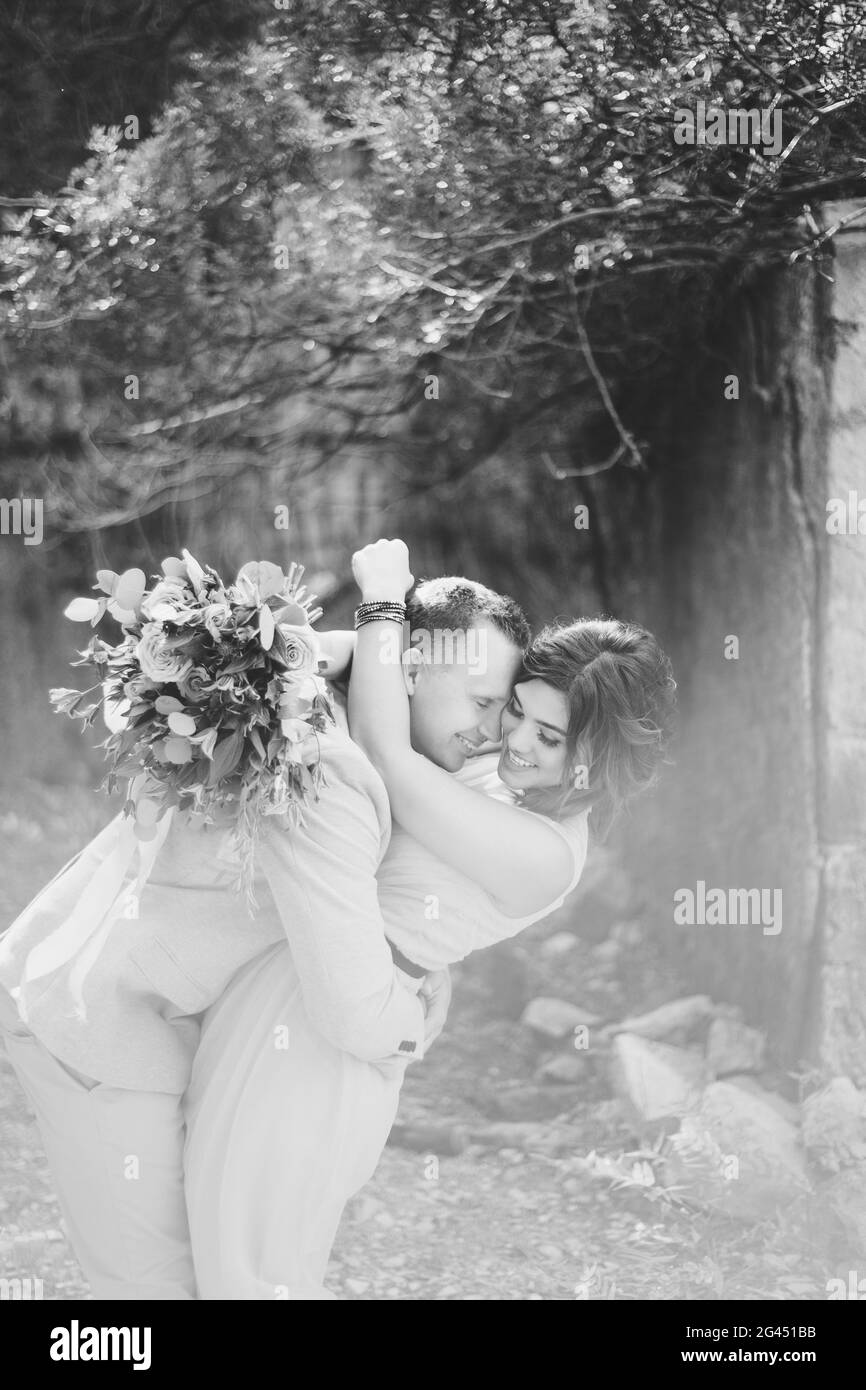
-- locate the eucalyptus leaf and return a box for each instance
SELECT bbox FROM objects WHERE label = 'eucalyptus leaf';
[94,569,119,596]
[259,603,275,651]
[114,568,147,611]
[64,596,102,622]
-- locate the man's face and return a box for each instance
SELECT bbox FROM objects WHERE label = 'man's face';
[407,620,525,772]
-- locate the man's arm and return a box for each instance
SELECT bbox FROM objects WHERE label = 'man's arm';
[255,743,427,1064]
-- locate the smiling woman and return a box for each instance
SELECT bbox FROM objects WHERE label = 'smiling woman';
[514,618,678,832]
[498,681,572,790]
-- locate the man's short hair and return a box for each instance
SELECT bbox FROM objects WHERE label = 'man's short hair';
[405,576,531,652]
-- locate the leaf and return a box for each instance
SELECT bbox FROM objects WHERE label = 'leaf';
[193,726,219,759]
[94,569,118,595]
[135,799,161,828]
[114,568,147,612]
[89,598,110,627]
[106,599,136,624]
[64,597,102,622]
[208,727,244,785]
[274,600,309,627]
[167,711,197,737]
[238,560,285,599]
[154,695,185,714]
[164,736,193,764]
[182,549,205,592]
[258,603,275,651]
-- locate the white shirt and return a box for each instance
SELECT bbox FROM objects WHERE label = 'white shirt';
[378,753,589,972]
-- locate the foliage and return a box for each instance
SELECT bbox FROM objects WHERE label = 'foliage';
[2,0,866,520]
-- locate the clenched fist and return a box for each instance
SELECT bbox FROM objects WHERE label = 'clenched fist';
[352,538,414,602]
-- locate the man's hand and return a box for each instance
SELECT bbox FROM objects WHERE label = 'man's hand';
[420,967,452,1053]
[314,629,356,681]
[352,538,414,602]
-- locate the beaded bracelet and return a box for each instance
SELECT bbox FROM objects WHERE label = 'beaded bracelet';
[356,600,406,616]
[354,599,407,630]
[355,612,406,628]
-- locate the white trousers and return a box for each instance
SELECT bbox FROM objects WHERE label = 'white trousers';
[0,986,196,1300]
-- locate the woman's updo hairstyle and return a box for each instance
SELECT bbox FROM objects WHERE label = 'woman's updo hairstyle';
[517,617,676,835]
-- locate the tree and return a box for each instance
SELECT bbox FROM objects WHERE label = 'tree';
[2,0,866,526]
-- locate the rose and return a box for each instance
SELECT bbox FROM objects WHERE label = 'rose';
[136,623,195,685]
[280,624,318,674]
[202,601,232,639]
[123,674,157,700]
[140,576,194,622]
[177,665,214,702]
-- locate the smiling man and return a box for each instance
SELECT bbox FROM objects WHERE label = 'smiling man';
[401,577,531,772]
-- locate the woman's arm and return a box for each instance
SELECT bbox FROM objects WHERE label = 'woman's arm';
[348,540,574,918]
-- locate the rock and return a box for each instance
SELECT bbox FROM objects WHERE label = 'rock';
[813,1170,866,1259]
[724,1074,799,1125]
[610,920,644,948]
[661,1080,811,1220]
[611,996,714,1044]
[388,1122,468,1156]
[611,1034,709,1123]
[485,1084,580,1122]
[802,1077,866,1174]
[521,996,601,1039]
[706,1014,766,1076]
[540,931,580,958]
[537,1243,564,1261]
[536,1053,587,1085]
[591,940,621,965]
[345,1277,370,1295]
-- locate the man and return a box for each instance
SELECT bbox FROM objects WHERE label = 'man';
[0,570,529,1299]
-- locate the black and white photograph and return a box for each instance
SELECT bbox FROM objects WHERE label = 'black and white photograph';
[0,0,865,1339]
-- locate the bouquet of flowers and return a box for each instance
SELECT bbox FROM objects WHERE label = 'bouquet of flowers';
[50,550,334,909]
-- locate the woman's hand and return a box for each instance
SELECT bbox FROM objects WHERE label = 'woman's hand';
[351,538,414,602]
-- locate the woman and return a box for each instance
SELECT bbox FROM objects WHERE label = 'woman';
[182,539,676,1298]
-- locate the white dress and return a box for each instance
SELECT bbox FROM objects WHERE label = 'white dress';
[182,755,588,1299]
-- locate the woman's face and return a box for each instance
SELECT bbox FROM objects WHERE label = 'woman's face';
[497,678,571,791]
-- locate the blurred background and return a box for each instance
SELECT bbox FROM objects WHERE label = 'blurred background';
[2,0,866,1300]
